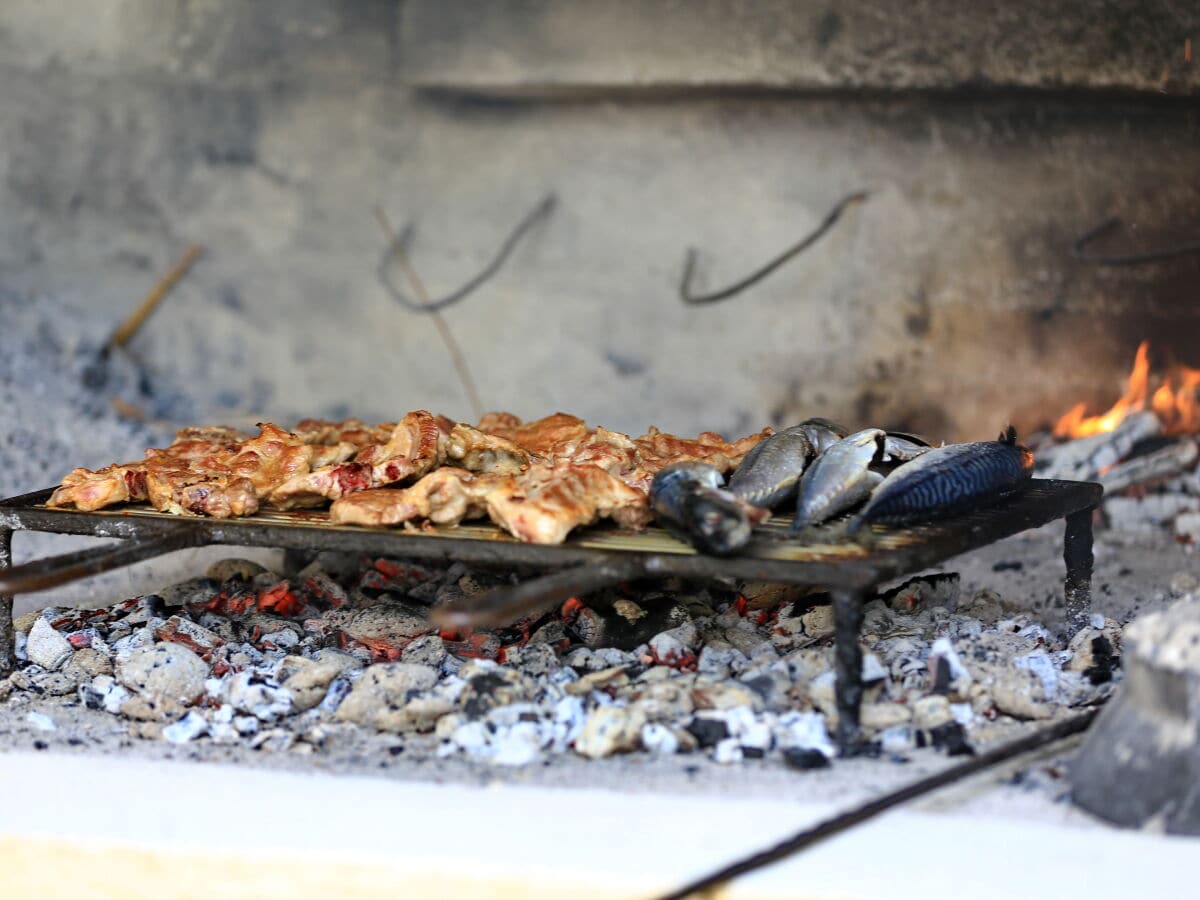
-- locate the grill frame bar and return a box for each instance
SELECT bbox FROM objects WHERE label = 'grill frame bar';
[0,478,1101,749]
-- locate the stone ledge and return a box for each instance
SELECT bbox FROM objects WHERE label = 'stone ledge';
[402,0,1200,96]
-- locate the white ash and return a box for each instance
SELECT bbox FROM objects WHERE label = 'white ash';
[0,557,1124,766]
[0,292,174,501]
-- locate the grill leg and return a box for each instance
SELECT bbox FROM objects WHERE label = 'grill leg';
[1064,507,1095,620]
[0,528,13,674]
[832,586,867,754]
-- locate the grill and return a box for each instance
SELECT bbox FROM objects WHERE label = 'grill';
[0,478,1101,749]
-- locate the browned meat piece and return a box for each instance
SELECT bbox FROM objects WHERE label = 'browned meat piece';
[142,423,312,517]
[331,468,501,527]
[569,427,639,476]
[486,463,649,543]
[292,418,394,449]
[172,425,248,444]
[330,462,649,544]
[51,424,312,518]
[311,442,358,468]
[476,411,522,436]
[477,412,590,460]
[625,426,772,492]
[445,423,531,475]
[47,464,148,511]
[144,465,259,517]
[269,410,444,508]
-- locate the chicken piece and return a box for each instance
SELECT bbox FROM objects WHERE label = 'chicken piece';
[47,464,149,511]
[570,427,639,477]
[477,412,591,460]
[332,462,649,544]
[292,418,394,449]
[625,426,772,492]
[485,463,650,543]
[144,465,259,517]
[51,423,311,517]
[269,410,444,508]
[172,425,249,444]
[311,442,358,468]
[476,411,522,436]
[142,423,311,517]
[331,468,501,527]
[444,423,531,475]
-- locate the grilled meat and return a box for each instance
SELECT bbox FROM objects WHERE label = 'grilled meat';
[48,464,149,512]
[291,417,395,448]
[269,410,444,509]
[478,412,591,459]
[50,409,772,533]
[487,463,650,543]
[793,428,884,529]
[331,468,498,527]
[849,426,1034,532]
[444,423,531,475]
[476,412,770,494]
[331,462,649,544]
[51,423,309,517]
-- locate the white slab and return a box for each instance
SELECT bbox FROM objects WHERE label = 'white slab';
[0,751,1195,898]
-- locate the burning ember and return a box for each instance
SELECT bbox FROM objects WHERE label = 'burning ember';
[1054,341,1200,439]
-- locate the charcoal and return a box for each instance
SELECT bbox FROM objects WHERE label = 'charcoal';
[685,716,730,748]
[782,747,831,770]
[927,721,974,756]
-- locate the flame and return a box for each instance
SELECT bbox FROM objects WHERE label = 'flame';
[1053,340,1200,439]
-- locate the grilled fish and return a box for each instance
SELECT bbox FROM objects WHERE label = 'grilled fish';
[848,426,1033,533]
[728,418,848,509]
[651,461,758,556]
[793,428,885,529]
[881,432,933,463]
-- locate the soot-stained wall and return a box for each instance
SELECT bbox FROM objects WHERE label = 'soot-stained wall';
[1,0,1198,443]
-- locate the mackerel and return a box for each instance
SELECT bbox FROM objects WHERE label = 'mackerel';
[849,426,1033,533]
[793,428,885,529]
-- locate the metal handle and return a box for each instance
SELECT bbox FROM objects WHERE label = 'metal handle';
[0,531,204,595]
[431,558,649,630]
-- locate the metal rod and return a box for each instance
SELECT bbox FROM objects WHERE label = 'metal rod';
[432,558,648,630]
[1063,506,1095,619]
[1072,216,1200,267]
[653,708,1100,900]
[0,531,201,596]
[831,586,868,753]
[678,191,867,305]
[108,244,204,350]
[0,528,13,673]
[377,194,556,315]
[373,207,485,421]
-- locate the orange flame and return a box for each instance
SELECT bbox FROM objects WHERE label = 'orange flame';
[1053,341,1200,439]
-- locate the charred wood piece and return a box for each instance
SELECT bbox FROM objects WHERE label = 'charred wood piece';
[1098,438,1199,495]
[1036,411,1161,481]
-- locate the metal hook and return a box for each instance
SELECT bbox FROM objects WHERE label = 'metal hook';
[378,193,557,314]
[373,208,485,421]
[1072,216,1200,266]
[679,191,868,305]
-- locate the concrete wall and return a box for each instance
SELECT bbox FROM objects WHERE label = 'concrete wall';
[1,0,1199,444]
